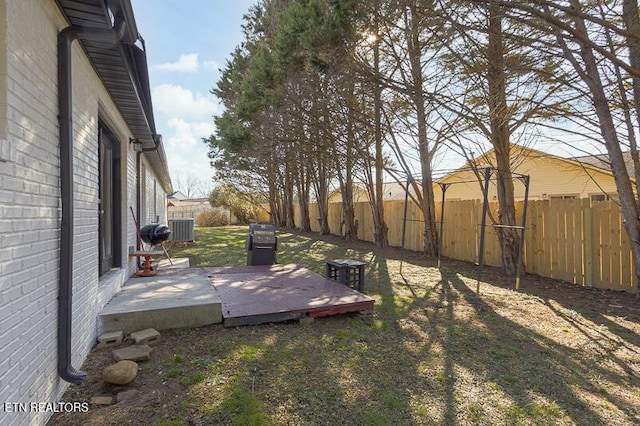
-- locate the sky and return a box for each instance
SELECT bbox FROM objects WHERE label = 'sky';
[128,1,602,194]
[130,0,256,196]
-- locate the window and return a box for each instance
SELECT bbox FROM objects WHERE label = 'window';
[590,193,619,204]
[549,194,578,200]
[98,122,121,275]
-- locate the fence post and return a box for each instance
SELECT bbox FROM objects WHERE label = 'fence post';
[583,200,593,288]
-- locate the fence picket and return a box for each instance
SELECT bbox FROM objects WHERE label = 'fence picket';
[281,199,636,293]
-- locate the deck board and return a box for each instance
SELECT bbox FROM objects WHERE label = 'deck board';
[209,264,375,327]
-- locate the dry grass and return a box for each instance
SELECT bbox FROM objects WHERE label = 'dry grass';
[50,226,640,425]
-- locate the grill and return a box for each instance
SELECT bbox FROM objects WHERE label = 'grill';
[140,224,172,246]
[246,224,277,265]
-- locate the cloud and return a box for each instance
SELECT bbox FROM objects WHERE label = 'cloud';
[163,118,217,189]
[150,82,219,192]
[202,60,220,72]
[152,53,200,73]
[165,118,215,148]
[152,84,220,121]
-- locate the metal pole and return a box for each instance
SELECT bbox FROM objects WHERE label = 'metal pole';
[477,167,492,294]
[515,175,530,289]
[437,183,450,268]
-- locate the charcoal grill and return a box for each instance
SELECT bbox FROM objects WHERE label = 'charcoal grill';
[246,224,277,265]
[140,224,171,245]
[129,224,172,277]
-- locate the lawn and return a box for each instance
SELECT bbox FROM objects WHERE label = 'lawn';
[51,226,640,425]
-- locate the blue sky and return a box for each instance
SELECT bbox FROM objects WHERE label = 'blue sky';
[128,0,593,193]
[131,0,256,195]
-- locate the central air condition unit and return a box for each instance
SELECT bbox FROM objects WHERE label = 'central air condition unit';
[168,218,195,242]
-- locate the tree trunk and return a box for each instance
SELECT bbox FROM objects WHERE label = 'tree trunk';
[570,0,640,292]
[487,3,519,275]
[297,171,311,232]
[283,158,296,229]
[372,9,388,248]
[407,1,439,256]
[295,115,311,232]
[341,110,357,241]
[315,157,331,235]
[622,0,640,199]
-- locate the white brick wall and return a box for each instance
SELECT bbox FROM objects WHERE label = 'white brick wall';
[0,1,168,425]
[140,156,168,227]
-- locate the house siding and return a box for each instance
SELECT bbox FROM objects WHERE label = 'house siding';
[0,1,168,424]
[435,148,621,201]
[140,155,167,226]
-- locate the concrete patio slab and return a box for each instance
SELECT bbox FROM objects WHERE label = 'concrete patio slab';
[99,274,222,334]
[157,257,190,270]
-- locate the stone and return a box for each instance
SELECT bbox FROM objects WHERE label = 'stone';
[116,389,139,403]
[103,360,138,385]
[97,330,123,348]
[90,395,113,405]
[130,328,161,345]
[112,345,153,362]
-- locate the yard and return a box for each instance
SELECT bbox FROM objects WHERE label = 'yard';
[51,226,640,425]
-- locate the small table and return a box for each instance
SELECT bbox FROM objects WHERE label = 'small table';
[129,250,165,277]
[325,259,367,292]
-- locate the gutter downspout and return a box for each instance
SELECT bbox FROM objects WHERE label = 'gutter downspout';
[136,151,142,255]
[57,24,124,385]
[135,135,161,256]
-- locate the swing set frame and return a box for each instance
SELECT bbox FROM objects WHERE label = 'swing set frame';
[398,166,531,294]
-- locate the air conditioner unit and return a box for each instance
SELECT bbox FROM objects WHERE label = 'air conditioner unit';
[168,218,195,242]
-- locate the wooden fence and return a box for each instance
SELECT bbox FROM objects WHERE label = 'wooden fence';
[276,199,636,293]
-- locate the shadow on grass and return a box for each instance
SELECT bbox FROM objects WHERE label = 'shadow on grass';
[148,227,639,424]
[454,264,640,354]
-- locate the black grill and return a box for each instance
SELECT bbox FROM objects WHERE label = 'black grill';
[140,224,172,245]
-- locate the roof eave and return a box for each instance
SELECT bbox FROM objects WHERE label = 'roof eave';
[56,0,173,194]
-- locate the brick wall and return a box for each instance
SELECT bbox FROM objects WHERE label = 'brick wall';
[139,157,168,227]
[0,1,168,424]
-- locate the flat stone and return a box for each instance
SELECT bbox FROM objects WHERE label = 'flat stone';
[97,330,123,348]
[130,328,161,345]
[116,389,139,403]
[103,360,138,385]
[90,395,113,405]
[112,345,152,362]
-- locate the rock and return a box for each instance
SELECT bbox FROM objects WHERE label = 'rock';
[112,345,153,362]
[103,360,138,385]
[116,389,139,403]
[90,395,113,405]
[130,328,161,345]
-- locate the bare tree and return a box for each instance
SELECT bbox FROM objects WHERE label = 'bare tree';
[173,172,212,199]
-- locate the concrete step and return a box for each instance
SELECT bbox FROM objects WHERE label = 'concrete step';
[99,274,222,334]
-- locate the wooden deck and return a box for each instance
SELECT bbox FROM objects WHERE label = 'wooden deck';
[205,264,375,327]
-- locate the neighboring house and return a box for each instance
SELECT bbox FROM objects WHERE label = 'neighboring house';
[328,182,416,203]
[436,146,623,203]
[327,146,624,205]
[168,191,188,201]
[0,1,172,425]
